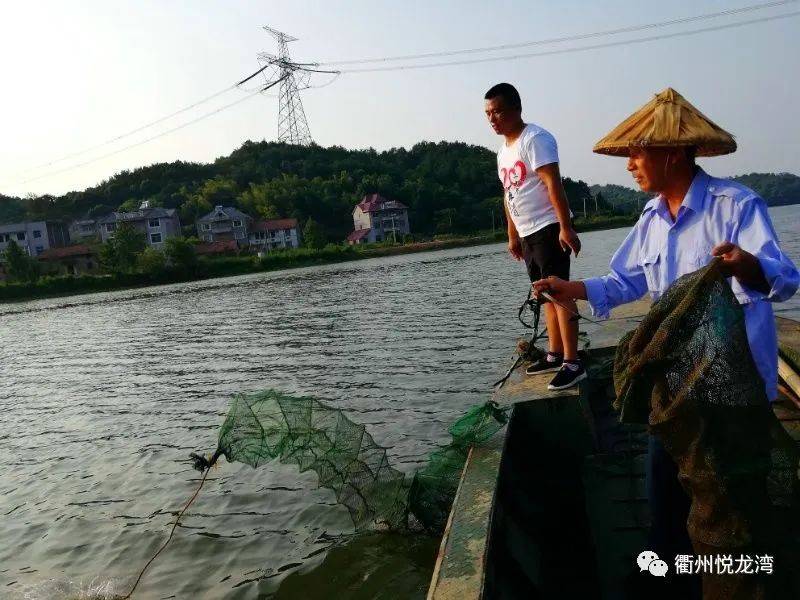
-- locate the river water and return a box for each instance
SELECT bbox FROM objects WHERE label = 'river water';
[1,205,798,600]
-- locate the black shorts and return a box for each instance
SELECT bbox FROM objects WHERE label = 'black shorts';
[520,223,570,283]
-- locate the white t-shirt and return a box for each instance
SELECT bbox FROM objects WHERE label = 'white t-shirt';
[497,123,560,237]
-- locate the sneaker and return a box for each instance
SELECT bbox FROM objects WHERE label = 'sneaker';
[547,361,587,390]
[525,352,563,375]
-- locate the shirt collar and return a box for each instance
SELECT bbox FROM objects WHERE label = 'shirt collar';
[648,167,710,219]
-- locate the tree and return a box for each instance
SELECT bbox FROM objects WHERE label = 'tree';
[137,247,166,275]
[100,223,146,273]
[163,237,198,274]
[118,198,141,212]
[302,217,327,249]
[2,240,39,282]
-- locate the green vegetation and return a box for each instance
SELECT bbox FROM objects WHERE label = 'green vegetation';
[2,240,40,283]
[98,222,147,273]
[0,141,795,302]
[0,233,512,302]
[0,141,599,240]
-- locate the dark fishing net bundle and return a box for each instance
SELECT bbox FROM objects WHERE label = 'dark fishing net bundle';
[215,389,507,533]
[613,259,800,598]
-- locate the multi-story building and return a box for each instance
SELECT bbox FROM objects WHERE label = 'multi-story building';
[248,218,301,251]
[196,206,252,244]
[69,218,100,241]
[0,221,69,257]
[347,194,410,244]
[97,202,182,248]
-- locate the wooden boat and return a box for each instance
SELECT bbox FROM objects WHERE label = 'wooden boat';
[427,302,800,600]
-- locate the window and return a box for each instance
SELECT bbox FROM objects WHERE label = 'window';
[148,218,160,228]
[106,223,116,233]
[81,225,93,233]
[16,232,25,241]
[232,219,242,227]
[35,246,44,253]
[33,230,42,238]
[150,233,162,243]
[202,223,211,231]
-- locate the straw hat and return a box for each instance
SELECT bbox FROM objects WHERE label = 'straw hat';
[593,88,736,157]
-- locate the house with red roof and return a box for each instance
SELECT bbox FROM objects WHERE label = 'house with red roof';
[37,244,98,276]
[248,218,301,251]
[347,194,410,245]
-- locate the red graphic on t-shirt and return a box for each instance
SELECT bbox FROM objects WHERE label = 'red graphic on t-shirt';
[501,160,527,190]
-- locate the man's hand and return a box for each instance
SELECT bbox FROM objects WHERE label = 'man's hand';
[531,276,587,303]
[508,236,523,261]
[711,241,770,293]
[559,226,581,257]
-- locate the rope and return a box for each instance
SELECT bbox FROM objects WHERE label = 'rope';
[121,451,220,599]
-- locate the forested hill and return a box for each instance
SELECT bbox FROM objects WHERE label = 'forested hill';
[591,172,800,212]
[0,141,595,239]
[1,141,797,240]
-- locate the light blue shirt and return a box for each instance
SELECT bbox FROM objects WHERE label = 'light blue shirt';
[583,168,799,400]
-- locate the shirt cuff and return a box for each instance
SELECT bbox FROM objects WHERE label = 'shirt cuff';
[582,277,611,320]
[757,256,798,302]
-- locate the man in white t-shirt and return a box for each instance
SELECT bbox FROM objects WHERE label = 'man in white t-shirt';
[484,82,584,390]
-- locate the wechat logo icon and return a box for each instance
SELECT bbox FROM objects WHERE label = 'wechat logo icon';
[637,550,669,577]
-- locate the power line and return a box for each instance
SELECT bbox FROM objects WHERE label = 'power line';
[321,0,797,66]
[8,63,278,180]
[9,78,286,188]
[337,10,800,73]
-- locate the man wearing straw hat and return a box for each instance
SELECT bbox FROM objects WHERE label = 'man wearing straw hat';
[531,88,799,593]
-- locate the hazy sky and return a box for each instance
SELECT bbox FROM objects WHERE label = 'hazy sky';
[1,0,798,198]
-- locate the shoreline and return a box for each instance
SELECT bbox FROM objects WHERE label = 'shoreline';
[0,219,637,304]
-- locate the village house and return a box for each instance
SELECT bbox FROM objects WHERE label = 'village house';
[97,202,181,248]
[0,220,69,257]
[248,218,301,251]
[196,206,252,245]
[69,218,100,241]
[37,244,98,276]
[346,194,410,245]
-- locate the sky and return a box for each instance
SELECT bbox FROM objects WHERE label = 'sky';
[1,0,798,198]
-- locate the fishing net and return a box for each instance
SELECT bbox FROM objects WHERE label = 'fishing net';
[613,259,800,599]
[213,390,508,533]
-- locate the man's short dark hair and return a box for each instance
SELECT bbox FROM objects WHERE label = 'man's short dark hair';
[485,83,521,111]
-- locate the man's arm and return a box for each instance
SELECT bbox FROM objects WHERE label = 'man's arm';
[504,192,523,260]
[536,162,581,256]
[532,220,650,319]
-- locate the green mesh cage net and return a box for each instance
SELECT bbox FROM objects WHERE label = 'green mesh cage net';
[213,390,508,533]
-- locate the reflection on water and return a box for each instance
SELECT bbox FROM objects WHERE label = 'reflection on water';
[1,205,798,599]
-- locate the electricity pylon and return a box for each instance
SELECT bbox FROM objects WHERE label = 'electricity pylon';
[259,26,313,146]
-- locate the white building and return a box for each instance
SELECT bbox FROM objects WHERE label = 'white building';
[249,218,301,251]
[196,206,252,245]
[347,194,410,245]
[0,221,69,257]
[98,202,182,248]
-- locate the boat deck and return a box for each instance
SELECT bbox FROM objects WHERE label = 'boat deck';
[428,306,800,600]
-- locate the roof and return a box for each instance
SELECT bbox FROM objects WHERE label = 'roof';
[197,205,252,224]
[593,87,737,158]
[346,228,370,243]
[355,194,408,213]
[37,245,95,260]
[250,218,299,232]
[194,240,239,255]
[97,207,178,224]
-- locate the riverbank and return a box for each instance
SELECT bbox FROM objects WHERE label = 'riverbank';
[0,216,638,303]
